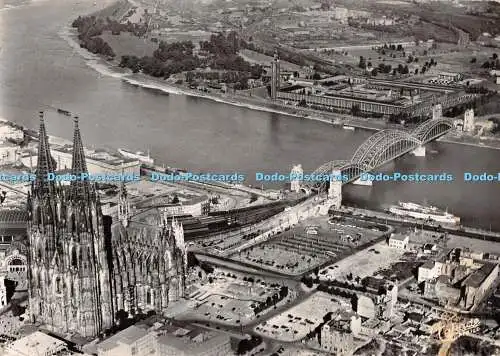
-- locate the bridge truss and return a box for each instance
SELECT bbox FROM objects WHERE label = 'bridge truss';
[306,117,454,190]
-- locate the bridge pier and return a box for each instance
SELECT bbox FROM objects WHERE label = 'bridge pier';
[411,145,426,157]
[319,169,342,215]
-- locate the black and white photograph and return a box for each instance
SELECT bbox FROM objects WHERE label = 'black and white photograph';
[1,0,500,355]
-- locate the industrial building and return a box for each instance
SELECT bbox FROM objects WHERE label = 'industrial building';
[419,249,500,310]
[4,331,69,356]
[388,234,409,249]
[320,310,362,355]
[462,262,499,309]
[96,322,233,356]
[135,194,211,217]
[356,278,398,320]
[20,144,141,176]
[268,50,475,118]
[276,75,471,117]
[97,325,156,356]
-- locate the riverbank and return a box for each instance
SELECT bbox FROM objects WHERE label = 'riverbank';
[61,21,500,152]
[439,133,500,150]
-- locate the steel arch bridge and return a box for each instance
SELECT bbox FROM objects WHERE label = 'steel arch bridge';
[306,118,454,189]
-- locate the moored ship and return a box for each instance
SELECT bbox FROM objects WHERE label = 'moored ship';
[387,201,460,225]
[118,148,154,165]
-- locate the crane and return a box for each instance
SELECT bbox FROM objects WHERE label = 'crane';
[429,311,480,356]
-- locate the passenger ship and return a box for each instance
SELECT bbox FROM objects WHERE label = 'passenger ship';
[387,201,460,225]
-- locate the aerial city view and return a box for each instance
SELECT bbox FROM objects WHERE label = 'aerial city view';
[1,0,500,355]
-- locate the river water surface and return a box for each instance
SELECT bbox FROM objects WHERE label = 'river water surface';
[1,0,499,230]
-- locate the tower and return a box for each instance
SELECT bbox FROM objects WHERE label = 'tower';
[290,164,303,192]
[27,114,114,338]
[463,108,475,133]
[270,50,280,100]
[328,169,342,209]
[432,104,442,120]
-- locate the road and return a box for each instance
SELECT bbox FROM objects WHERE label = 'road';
[178,261,318,355]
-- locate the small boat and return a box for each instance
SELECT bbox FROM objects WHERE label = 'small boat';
[57,108,71,116]
[118,148,154,165]
[343,125,355,131]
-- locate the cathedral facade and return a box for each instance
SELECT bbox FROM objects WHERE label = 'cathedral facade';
[27,113,187,338]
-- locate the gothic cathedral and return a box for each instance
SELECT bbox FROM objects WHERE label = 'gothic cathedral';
[27,113,187,338]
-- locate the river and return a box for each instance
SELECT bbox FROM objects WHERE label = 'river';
[1,0,499,230]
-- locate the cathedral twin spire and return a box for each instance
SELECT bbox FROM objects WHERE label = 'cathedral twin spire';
[33,112,94,201]
[69,116,93,200]
[34,112,56,196]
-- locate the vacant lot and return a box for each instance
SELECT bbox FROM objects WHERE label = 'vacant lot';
[255,292,342,342]
[100,31,158,59]
[319,241,407,281]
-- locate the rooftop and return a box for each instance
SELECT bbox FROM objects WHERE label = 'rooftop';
[326,310,357,332]
[21,143,139,167]
[420,261,435,269]
[463,262,498,288]
[54,144,138,166]
[97,325,149,351]
[390,234,409,241]
[0,209,29,223]
[5,331,66,356]
[156,329,230,353]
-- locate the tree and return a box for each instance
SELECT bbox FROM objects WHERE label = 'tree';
[116,310,128,325]
[414,68,419,75]
[11,302,25,317]
[312,72,321,80]
[482,61,491,69]
[358,56,366,69]
[301,276,313,288]
[171,194,179,204]
[470,57,477,64]
[493,53,498,60]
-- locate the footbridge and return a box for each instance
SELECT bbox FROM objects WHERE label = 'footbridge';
[305,117,454,189]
